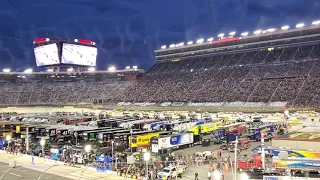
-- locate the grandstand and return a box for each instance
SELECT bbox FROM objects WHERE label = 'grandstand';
[1,23,320,111]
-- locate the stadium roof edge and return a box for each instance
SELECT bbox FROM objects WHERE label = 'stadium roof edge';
[154,25,320,53]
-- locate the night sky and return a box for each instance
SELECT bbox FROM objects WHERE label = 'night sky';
[0,0,319,71]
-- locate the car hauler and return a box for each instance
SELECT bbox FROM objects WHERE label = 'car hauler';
[151,133,194,153]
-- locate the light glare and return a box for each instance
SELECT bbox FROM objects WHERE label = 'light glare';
[207,38,214,42]
[241,32,249,36]
[3,68,10,73]
[196,39,204,44]
[229,32,236,36]
[254,30,262,35]
[281,25,290,30]
[108,66,116,71]
[296,23,305,28]
[24,68,33,73]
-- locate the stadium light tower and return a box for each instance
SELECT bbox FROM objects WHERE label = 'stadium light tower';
[207,38,214,42]
[169,44,175,48]
[217,33,224,38]
[241,32,249,36]
[133,65,138,69]
[253,30,262,35]
[196,39,204,44]
[108,66,116,72]
[312,21,320,25]
[281,25,290,30]
[24,68,33,73]
[3,68,10,73]
[229,32,236,36]
[296,23,305,28]
[161,45,166,49]
[187,41,193,45]
[125,66,130,69]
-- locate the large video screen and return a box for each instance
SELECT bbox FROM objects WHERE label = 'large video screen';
[34,43,60,66]
[61,43,97,66]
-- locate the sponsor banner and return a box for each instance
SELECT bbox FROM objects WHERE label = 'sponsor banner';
[171,102,185,107]
[158,133,193,150]
[263,176,320,180]
[244,102,266,107]
[187,102,223,107]
[224,101,245,107]
[130,132,160,148]
[159,102,185,107]
[268,101,287,107]
[117,102,156,107]
[160,102,172,107]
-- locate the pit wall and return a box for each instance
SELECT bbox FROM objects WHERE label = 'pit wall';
[0,105,318,114]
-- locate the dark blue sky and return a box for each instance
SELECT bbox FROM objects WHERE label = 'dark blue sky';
[0,0,319,71]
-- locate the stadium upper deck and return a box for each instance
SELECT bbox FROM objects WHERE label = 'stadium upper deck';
[155,23,320,62]
[0,68,143,82]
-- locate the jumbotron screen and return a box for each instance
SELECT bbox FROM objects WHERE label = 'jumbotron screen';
[34,43,60,66]
[61,43,97,66]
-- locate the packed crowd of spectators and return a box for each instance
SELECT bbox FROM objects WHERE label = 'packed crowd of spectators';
[0,44,320,107]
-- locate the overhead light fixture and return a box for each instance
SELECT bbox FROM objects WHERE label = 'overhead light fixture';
[296,23,305,28]
[253,30,262,35]
[133,66,138,69]
[108,66,116,72]
[312,21,320,25]
[267,28,276,32]
[217,33,224,38]
[241,32,249,36]
[169,44,175,48]
[88,67,95,72]
[196,39,204,44]
[229,32,236,36]
[24,68,33,73]
[161,45,166,49]
[125,66,130,69]
[281,25,290,30]
[187,41,193,45]
[3,68,10,73]
[207,38,214,42]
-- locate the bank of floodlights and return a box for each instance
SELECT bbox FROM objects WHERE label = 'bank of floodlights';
[229,32,236,36]
[162,19,320,49]
[253,30,262,35]
[217,33,224,38]
[312,21,320,25]
[3,68,10,73]
[281,25,290,30]
[241,32,249,36]
[196,39,204,44]
[296,23,305,28]
[24,68,33,73]
[207,38,214,42]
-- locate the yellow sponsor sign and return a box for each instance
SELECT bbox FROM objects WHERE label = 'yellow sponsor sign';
[130,132,160,148]
[16,126,20,133]
[260,127,271,133]
[289,132,320,140]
